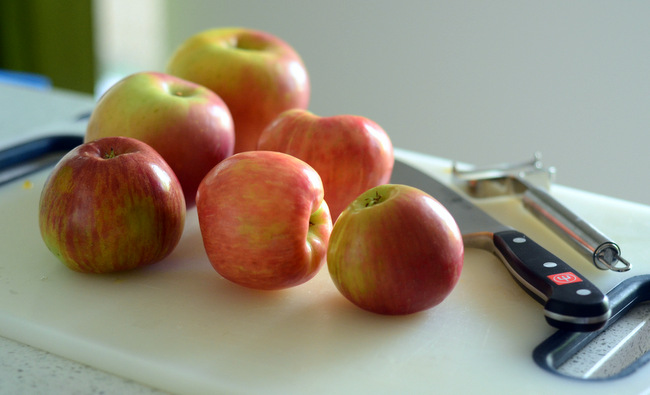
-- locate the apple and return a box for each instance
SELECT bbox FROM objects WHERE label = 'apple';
[85,71,234,207]
[196,150,332,290]
[257,109,394,220]
[39,136,186,273]
[166,27,310,153]
[327,184,464,315]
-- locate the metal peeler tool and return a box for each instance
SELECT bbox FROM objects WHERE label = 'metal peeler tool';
[452,153,631,273]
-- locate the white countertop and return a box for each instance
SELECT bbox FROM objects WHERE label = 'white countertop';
[0,335,167,394]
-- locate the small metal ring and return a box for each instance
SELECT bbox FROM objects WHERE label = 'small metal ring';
[595,244,632,272]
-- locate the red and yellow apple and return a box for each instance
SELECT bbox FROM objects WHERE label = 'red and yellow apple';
[85,71,234,206]
[166,27,310,153]
[258,109,394,220]
[38,137,186,273]
[196,150,332,290]
[327,184,464,315]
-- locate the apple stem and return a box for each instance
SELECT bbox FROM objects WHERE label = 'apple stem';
[365,191,383,207]
[104,148,116,159]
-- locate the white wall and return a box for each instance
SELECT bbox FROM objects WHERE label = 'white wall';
[93,0,167,95]
[107,1,650,206]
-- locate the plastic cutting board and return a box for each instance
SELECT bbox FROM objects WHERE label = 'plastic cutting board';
[1,147,650,394]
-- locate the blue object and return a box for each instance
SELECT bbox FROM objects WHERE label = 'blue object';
[0,69,52,90]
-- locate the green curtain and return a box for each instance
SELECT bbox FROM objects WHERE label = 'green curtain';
[0,0,95,94]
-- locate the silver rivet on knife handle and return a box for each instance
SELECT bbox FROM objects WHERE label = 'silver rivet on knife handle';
[520,179,632,272]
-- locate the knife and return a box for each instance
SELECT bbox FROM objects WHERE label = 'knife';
[0,135,83,186]
[390,158,611,332]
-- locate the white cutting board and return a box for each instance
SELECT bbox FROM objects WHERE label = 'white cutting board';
[1,147,649,395]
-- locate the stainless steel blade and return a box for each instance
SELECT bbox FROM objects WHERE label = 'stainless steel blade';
[390,158,510,236]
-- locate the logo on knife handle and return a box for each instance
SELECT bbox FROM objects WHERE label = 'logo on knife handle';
[548,272,582,285]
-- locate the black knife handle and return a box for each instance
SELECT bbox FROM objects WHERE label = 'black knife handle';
[493,230,610,332]
[0,135,83,186]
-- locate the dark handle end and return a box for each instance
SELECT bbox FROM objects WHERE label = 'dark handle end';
[493,230,611,332]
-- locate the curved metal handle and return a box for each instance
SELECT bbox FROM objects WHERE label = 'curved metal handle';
[521,181,631,272]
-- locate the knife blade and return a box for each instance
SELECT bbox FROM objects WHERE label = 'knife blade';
[390,158,610,332]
